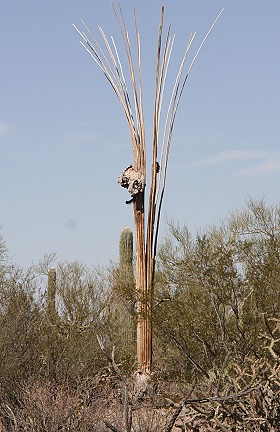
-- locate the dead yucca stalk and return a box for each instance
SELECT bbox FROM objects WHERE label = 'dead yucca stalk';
[74,3,223,375]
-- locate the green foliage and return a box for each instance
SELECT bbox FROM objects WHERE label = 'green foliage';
[1,201,280,429]
[0,266,42,380]
[153,198,280,383]
[46,261,112,382]
[0,254,112,384]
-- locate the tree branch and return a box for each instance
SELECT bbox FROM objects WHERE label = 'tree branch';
[183,385,261,405]
[104,420,122,432]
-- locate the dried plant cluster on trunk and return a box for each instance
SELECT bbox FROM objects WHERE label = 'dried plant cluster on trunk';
[74,3,223,374]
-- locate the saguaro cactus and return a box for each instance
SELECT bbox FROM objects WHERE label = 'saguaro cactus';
[119,227,135,345]
[75,4,223,375]
[47,267,57,322]
[119,227,134,286]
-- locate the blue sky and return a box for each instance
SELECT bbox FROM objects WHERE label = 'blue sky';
[1,0,279,269]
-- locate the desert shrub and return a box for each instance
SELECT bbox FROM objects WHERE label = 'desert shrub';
[154,199,280,383]
[0,267,43,381]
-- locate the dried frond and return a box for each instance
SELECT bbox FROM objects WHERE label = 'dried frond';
[74,3,223,374]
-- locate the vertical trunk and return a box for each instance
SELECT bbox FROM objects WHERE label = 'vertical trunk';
[47,267,57,380]
[134,191,152,374]
[119,227,135,344]
[47,267,57,323]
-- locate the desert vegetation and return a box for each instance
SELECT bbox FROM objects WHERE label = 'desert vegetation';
[1,198,280,431]
[1,4,279,431]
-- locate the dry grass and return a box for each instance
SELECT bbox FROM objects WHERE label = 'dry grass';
[1,365,280,432]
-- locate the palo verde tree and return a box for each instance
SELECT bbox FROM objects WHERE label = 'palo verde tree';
[74,4,223,374]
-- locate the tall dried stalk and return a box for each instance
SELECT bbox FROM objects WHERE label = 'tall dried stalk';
[74,3,223,374]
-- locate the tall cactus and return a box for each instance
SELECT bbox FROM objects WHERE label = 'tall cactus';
[46,267,58,379]
[47,267,57,322]
[119,227,135,344]
[119,227,134,287]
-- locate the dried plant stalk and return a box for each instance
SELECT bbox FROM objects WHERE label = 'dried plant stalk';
[74,3,223,374]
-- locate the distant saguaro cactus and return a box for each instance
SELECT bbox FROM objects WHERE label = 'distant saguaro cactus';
[119,227,135,310]
[47,267,57,322]
[119,227,135,345]
[119,227,134,284]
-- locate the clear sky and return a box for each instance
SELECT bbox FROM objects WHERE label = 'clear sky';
[1,1,279,269]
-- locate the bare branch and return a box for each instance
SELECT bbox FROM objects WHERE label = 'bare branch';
[165,381,197,432]
[184,385,261,405]
[104,420,122,432]
[96,334,124,379]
